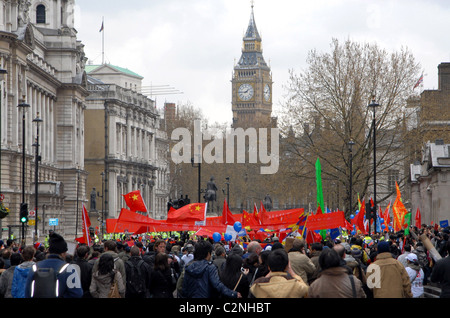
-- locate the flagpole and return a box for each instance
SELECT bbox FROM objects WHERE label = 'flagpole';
[102,16,105,65]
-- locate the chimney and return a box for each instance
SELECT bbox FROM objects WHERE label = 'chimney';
[438,63,450,91]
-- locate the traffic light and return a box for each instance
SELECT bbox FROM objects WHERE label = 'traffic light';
[365,202,372,220]
[20,203,28,224]
[365,202,376,220]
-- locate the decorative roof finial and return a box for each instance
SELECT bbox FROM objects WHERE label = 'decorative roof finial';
[251,0,254,10]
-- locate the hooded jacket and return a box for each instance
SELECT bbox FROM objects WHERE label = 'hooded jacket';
[181,259,238,298]
[90,269,125,298]
[92,251,126,286]
[11,261,35,298]
[367,252,412,298]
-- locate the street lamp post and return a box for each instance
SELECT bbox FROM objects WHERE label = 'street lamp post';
[100,171,105,238]
[368,98,380,233]
[18,99,30,244]
[348,139,355,215]
[0,68,7,235]
[191,156,201,203]
[225,177,230,205]
[32,113,43,243]
[222,177,230,205]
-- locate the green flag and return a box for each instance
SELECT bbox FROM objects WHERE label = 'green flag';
[404,212,412,235]
[315,158,326,240]
[316,158,324,212]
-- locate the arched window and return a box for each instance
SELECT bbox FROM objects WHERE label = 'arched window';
[36,5,46,24]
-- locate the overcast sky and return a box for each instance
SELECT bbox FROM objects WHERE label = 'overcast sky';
[75,0,450,126]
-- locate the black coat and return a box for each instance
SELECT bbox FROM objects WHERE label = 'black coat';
[72,258,93,298]
[149,268,176,298]
[431,256,450,298]
[124,256,152,298]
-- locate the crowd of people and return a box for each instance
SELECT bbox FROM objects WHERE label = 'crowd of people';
[0,223,449,299]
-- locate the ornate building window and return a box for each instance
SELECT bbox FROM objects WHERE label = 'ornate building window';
[36,5,46,24]
[388,169,399,193]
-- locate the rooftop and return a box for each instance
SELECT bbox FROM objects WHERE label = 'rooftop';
[85,63,144,79]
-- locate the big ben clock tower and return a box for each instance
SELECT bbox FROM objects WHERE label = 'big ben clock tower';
[232,4,274,129]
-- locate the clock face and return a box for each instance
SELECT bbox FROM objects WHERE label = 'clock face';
[238,84,254,101]
[264,84,271,102]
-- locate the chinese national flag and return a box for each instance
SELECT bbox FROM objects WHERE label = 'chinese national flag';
[242,210,259,228]
[222,200,236,225]
[76,204,91,245]
[122,190,147,213]
[166,203,206,223]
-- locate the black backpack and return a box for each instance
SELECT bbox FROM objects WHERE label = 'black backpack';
[30,263,69,298]
[125,260,146,295]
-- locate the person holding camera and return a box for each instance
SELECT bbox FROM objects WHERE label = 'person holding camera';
[219,253,250,298]
[250,249,309,298]
[149,252,177,298]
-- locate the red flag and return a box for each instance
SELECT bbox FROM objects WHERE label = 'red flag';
[76,204,92,245]
[242,210,259,228]
[253,203,262,225]
[316,205,323,215]
[383,202,391,229]
[393,182,408,232]
[122,190,147,212]
[222,200,235,225]
[352,200,367,234]
[166,203,207,223]
[305,211,347,231]
[415,208,422,228]
[306,229,323,244]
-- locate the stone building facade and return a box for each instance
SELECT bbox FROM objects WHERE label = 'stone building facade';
[85,64,170,229]
[0,0,88,241]
[410,140,450,225]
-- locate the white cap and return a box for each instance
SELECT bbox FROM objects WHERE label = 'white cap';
[406,253,418,262]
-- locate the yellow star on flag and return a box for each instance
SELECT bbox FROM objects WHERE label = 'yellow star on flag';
[131,194,139,201]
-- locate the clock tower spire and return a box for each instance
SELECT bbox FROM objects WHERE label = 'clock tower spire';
[231,3,274,129]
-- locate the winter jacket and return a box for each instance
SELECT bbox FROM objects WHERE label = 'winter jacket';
[124,256,151,298]
[412,246,429,268]
[149,268,176,298]
[308,267,366,298]
[181,259,238,298]
[90,269,125,298]
[430,256,450,298]
[92,251,126,287]
[71,258,93,298]
[24,254,83,298]
[308,251,321,284]
[0,265,17,298]
[288,251,316,284]
[366,252,412,298]
[11,261,35,298]
[250,271,309,298]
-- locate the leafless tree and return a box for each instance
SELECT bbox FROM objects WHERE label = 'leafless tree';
[279,38,422,214]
